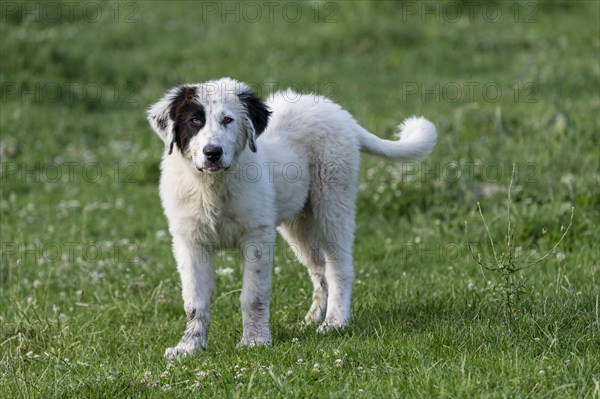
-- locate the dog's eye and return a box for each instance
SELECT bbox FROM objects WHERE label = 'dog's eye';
[222,116,234,125]
[190,118,203,126]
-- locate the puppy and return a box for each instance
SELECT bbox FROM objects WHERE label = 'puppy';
[147,78,436,357]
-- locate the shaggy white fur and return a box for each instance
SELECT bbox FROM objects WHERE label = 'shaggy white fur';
[147,78,437,357]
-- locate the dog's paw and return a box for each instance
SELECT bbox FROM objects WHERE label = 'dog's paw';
[163,338,206,358]
[316,319,348,334]
[299,314,322,330]
[164,345,206,358]
[237,339,271,349]
[237,336,271,348]
[164,346,190,359]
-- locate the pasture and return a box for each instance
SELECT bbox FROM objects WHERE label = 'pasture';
[1,1,598,397]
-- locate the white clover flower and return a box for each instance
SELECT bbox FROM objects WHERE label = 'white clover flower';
[196,370,209,379]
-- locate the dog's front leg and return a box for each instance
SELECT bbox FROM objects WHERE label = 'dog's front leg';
[164,237,215,358]
[239,230,275,347]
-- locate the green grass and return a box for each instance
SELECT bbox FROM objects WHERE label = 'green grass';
[1,1,599,397]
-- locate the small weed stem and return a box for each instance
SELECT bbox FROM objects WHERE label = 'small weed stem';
[465,163,575,334]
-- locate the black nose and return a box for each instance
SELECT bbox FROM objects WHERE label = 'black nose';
[203,145,223,162]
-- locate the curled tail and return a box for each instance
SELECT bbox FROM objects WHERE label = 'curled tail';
[358,116,437,161]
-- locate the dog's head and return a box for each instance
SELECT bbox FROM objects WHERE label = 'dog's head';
[147,78,271,172]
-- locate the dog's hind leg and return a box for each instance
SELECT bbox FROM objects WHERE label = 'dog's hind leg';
[311,163,359,333]
[315,214,356,333]
[279,210,328,326]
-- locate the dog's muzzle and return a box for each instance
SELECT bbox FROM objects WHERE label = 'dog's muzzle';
[195,145,226,172]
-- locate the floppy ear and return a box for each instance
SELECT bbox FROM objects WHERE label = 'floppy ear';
[238,91,271,152]
[243,115,258,153]
[147,85,195,155]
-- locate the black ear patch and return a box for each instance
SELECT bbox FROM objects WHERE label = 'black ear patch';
[238,91,271,136]
[167,86,204,154]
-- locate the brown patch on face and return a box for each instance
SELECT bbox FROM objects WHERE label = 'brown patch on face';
[167,86,206,155]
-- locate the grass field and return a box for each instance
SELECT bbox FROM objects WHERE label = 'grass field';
[1,1,599,397]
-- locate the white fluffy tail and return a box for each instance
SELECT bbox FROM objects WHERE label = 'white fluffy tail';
[358,116,437,161]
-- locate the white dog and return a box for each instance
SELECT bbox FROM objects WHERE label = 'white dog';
[147,78,436,357]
